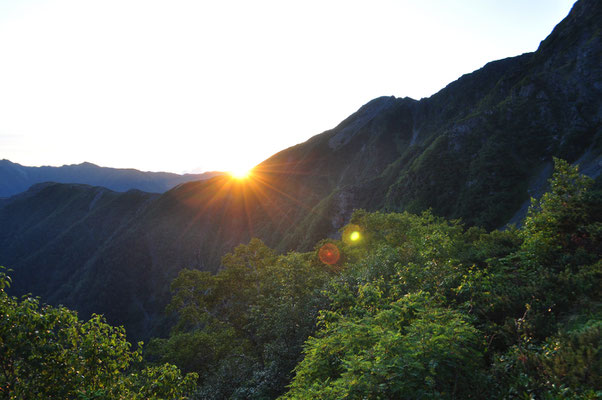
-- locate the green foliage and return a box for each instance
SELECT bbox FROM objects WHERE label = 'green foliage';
[343,209,469,295]
[542,320,601,392]
[129,363,198,400]
[521,158,599,267]
[0,267,197,399]
[152,239,331,399]
[283,292,483,399]
[492,319,602,399]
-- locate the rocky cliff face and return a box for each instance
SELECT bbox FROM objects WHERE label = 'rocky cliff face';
[1,0,600,340]
[279,0,601,238]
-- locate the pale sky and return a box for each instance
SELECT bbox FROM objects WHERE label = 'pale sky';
[0,0,576,174]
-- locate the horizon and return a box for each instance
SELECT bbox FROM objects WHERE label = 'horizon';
[0,0,576,174]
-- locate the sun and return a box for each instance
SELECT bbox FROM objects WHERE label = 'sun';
[229,167,252,180]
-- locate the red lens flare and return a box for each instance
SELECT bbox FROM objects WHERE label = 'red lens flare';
[318,243,340,265]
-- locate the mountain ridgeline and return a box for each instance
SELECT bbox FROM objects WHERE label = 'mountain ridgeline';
[0,159,222,197]
[0,0,601,340]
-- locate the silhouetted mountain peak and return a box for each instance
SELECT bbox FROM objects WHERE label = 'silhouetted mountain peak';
[78,162,99,168]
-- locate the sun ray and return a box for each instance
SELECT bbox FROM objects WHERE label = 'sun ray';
[175,166,335,249]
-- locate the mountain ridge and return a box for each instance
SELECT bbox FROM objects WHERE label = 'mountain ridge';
[0,159,223,197]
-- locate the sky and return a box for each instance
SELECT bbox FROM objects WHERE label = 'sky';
[0,0,576,174]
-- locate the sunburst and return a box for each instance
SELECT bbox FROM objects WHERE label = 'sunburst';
[229,167,252,180]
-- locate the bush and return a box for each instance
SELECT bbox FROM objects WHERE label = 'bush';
[0,268,197,399]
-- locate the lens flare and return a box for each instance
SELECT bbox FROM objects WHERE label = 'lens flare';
[342,224,362,245]
[318,243,340,265]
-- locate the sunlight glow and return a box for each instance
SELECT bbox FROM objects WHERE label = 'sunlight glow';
[229,168,252,180]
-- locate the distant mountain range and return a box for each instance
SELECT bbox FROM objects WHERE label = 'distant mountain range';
[1,0,600,340]
[0,159,222,197]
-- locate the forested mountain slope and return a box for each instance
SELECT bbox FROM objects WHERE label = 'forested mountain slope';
[0,184,159,329]
[1,0,600,340]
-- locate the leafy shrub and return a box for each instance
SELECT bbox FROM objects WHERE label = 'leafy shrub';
[0,268,197,399]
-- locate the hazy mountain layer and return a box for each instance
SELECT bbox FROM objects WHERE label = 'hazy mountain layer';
[1,0,600,339]
[0,159,222,197]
